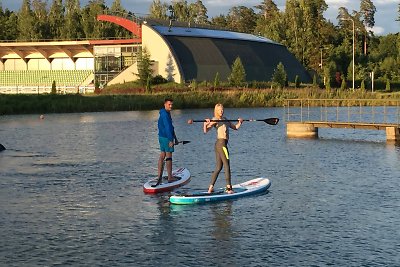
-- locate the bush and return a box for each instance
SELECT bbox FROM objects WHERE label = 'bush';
[272,62,287,89]
[51,80,57,94]
[294,75,300,88]
[152,75,168,85]
[228,57,246,87]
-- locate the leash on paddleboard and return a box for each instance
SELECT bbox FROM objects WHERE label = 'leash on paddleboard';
[187,118,279,125]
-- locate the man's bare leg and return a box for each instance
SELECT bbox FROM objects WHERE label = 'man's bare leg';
[154,152,166,187]
[165,152,174,182]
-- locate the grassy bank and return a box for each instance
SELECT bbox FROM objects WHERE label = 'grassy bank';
[1,88,399,115]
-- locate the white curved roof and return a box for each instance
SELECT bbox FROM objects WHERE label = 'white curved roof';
[151,25,281,45]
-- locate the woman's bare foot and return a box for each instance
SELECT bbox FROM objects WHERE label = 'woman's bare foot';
[208,185,214,193]
[226,185,234,194]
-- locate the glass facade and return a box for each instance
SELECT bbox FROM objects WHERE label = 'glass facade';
[94,45,140,87]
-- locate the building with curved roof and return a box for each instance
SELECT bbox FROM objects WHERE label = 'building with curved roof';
[0,15,311,94]
[142,24,311,83]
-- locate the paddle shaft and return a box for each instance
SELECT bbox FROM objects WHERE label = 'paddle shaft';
[192,119,263,122]
[188,117,279,125]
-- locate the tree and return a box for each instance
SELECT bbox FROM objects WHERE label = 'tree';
[51,80,57,94]
[214,72,220,88]
[272,62,287,89]
[340,75,347,90]
[48,0,64,39]
[360,0,376,55]
[63,0,83,39]
[3,11,18,40]
[228,57,246,87]
[17,0,35,40]
[360,0,376,29]
[294,75,300,88]
[255,0,279,20]
[226,6,257,33]
[211,14,228,29]
[81,0,107,39]
[172,0,189,22]
[109,0,130,38]
[32,0,50,39]
[385,77,391,92]
[189,0,208,25]
[149,0,168,20]
[136,47,153,89]
[254,0,284,43]
[397,3,400,22]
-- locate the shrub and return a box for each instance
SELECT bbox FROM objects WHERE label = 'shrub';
[228,57,246,87]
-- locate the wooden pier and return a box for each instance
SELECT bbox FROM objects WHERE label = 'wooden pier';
[285,99,400,142]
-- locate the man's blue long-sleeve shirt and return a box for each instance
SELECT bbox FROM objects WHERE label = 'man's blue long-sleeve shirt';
[158,108,174,141]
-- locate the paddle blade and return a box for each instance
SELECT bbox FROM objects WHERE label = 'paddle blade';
[175,141,191,145]
[263,118,279,125]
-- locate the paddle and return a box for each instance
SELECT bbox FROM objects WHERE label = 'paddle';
[175,140,191,145]
[187,118,279,125]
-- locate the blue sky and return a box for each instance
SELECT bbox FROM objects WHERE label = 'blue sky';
[1,0,398,35]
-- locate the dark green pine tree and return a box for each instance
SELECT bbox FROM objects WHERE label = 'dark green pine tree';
[0,5,5,39]
[136,47,153,88]
[63,0,84,39]
[228,56,246,87]
[17,0,35,40]
[3,11,19,40]
[48,0,64,39]
[272,62,287,89]
[31,0,50,39]
[109,0,130,38]
[81,0,107,39]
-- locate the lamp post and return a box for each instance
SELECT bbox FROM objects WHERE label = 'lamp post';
[340,17,355,91]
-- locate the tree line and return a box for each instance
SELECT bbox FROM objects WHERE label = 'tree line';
[0,0,399,88]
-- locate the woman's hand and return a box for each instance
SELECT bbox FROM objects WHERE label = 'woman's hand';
[203,118,211,133]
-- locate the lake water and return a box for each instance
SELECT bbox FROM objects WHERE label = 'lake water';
[1,108,399,266]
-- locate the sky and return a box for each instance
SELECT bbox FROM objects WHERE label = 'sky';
[1,0,399,35]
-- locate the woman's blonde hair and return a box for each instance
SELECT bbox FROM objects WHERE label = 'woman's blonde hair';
[214,103,224,117]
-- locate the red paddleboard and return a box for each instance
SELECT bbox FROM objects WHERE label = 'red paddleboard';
[143,167,191,194]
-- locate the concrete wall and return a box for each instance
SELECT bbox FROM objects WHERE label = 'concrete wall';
[107,62,138,85]
[4,59,27,70]
[27,59,51,70]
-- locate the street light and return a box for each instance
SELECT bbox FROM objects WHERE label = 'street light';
[340,17,355,91]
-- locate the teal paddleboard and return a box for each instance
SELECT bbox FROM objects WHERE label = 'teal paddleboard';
[169,178,271,205]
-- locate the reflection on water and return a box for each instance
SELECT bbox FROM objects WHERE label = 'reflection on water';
[0,109,399,266]
[211,202,233,241]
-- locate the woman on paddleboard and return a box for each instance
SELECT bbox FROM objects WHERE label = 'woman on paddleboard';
[203,103,243,194]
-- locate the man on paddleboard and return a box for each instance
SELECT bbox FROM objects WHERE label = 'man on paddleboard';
[155,98,179,186]
[203,103,243,194]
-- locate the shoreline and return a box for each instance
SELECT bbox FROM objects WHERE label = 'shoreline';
[1,88,399,115]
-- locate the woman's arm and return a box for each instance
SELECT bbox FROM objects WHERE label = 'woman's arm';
[203,118,217,133]
[230,118,243,130]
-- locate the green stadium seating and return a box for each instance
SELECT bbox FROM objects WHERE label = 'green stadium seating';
[0,70,93,87]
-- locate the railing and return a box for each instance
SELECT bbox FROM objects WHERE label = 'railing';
[285,99,400,126]
[0,85,95,95]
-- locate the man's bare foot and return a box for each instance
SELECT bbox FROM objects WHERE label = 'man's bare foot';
[168,176,180,183]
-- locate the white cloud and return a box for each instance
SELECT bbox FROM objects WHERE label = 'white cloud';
[368,26,385,35]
